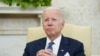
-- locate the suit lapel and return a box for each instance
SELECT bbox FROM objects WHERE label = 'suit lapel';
[35,36,70,56]
[57,35,69,56]
[37,38,46,50]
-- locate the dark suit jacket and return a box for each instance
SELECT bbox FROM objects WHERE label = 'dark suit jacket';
[23,35,85,56]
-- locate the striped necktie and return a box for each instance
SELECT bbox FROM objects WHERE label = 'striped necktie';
[47,42,54,51]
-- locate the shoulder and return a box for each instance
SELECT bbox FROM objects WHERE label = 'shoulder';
[62,36,84,47]
[62,36,84,52]
[67,37,82,44]
[26,37,46,47]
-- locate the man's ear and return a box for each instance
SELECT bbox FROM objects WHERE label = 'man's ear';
[61,23,65,29]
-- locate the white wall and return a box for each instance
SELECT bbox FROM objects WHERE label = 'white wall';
[0,14,40,56]
[0,35,26,56]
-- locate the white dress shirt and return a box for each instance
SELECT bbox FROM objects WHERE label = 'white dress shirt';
[45,35,62,55]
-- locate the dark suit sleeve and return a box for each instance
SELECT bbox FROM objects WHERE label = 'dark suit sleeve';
[23,44,30,56]
[74,43,85,56]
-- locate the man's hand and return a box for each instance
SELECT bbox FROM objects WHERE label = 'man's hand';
[36,49,56,56]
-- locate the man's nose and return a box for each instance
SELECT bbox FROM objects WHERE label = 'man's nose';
[47,20,53,26]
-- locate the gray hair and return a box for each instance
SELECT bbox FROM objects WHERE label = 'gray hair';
[42,7,65,23]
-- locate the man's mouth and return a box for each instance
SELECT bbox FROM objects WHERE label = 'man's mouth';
[47,28,53,31]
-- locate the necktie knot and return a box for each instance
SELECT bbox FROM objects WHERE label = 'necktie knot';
[47,42,54,51]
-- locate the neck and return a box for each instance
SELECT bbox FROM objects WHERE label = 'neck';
[48,33,61,41]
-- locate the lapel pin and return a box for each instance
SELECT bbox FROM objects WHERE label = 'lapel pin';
[61,49,64,52]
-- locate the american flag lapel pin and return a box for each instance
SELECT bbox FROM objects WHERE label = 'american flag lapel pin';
[60,49,64,52]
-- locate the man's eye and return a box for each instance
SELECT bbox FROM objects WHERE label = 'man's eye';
[52,18,57,21]
[44,18,49,21]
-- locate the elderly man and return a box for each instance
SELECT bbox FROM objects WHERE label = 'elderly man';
[23,7,85,56]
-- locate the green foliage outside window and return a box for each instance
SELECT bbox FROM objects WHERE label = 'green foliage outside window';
[0,0,52,9]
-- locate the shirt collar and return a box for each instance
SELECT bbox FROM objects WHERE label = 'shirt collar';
[46,35,62,45]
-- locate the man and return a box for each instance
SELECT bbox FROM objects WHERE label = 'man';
[23,7,85,56]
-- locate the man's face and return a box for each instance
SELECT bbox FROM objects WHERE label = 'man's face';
[42,9,64,37]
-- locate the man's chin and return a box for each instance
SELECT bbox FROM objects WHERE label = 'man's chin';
[47,33,55,37]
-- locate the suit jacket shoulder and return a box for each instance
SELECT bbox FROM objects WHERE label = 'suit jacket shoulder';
[64,36,83,46]
[27,37,46,46]
[58,36,85,56]
[23,37,46,56]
